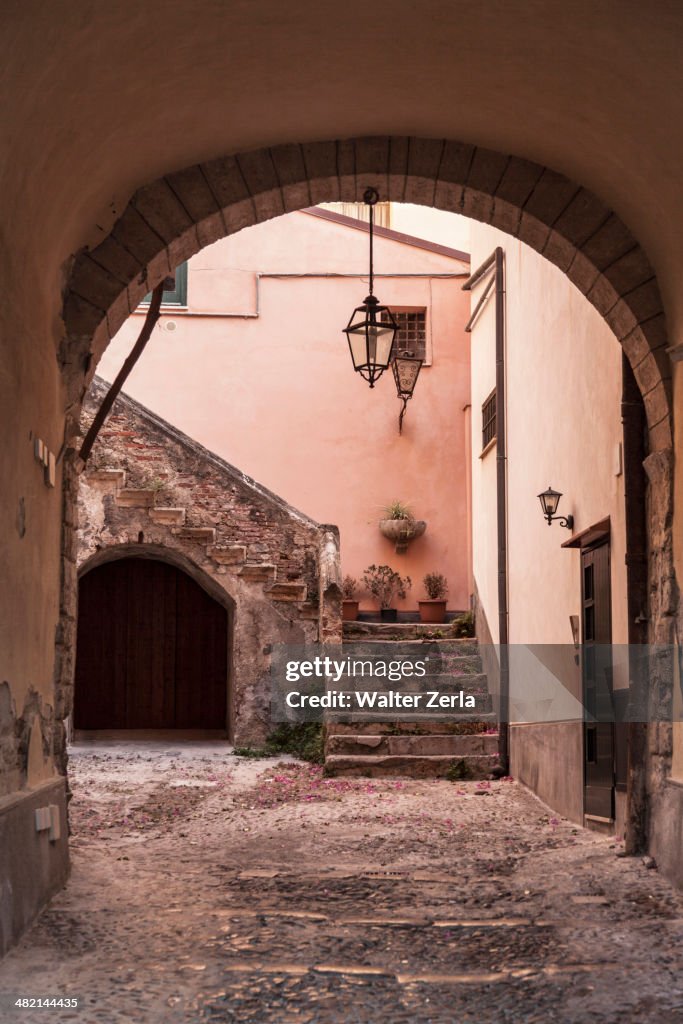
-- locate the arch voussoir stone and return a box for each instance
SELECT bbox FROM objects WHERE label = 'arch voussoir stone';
[270,143,310,212]
[581,214,639,271]
[132,178,194,244]
[353,135,391,199]
[61,135,672,452]
[166,164,221,225]
[301,140,339,204]
[235,147,285,221]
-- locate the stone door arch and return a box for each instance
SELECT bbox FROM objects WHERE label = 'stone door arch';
[75,552,230,733]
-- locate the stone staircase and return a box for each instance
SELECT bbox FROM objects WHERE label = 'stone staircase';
[325,622,499,779]
[84,468,312,608]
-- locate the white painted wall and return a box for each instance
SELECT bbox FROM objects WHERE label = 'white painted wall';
[470,223,628,649]
[391,205,471,254]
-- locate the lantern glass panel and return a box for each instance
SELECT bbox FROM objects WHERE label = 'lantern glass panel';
[371,323,396,368]
[538,488,561,517]
[345,316,396,373]
[347,327,369,371]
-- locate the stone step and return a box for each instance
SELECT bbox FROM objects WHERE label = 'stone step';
[425,678,491,698]
[266,581,307,602]
[439,651,483,669]
[325,693,494,715]
[324,753,498,780]
[173,526,217,543]
[326,732,499,757]
[327,720,495,736]
[86,469,126,487]
[116,488,156,507]
[343,622,477,645]
[339,642,483,673]
[238,563,277,583]
[207,544,247,565]
[149,507,186,526]
[335,672,489,692]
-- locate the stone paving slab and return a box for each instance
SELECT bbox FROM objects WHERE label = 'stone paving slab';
[1,743,683,1023]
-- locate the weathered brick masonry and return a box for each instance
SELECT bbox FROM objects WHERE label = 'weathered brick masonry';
[76,377,338,744]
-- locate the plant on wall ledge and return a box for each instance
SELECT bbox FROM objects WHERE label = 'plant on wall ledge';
[362,564,411,623]
[342,575,360,622]
[383,500,414,521]
[378,500,426,553]
[419,572,448,624]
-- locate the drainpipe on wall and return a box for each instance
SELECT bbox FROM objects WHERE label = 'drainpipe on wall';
[463,248,509,772]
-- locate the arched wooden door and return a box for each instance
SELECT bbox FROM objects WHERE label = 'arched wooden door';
[74,558,229,731]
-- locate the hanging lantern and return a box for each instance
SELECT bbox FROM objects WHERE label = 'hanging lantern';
[343,188,398,388]
[392,350,423,433]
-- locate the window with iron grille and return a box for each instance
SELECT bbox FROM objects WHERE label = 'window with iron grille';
[482,389,497,450]
[382,309,427,361]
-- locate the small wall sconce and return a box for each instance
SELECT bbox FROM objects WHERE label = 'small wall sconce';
[538,486,574,530]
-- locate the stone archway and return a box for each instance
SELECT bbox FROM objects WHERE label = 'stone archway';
[61,136,671,455]
[55,134,677,854]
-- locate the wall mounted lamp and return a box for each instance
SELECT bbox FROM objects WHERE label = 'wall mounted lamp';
[538,486,574,530]
[343,188,398,388]
[392,349,423,433]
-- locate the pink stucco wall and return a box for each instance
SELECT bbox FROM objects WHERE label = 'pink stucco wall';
[96,209,472,613]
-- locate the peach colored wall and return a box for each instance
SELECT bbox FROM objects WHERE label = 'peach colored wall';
[97,210,472,613]
[470,223,628,649]
[391,205,471,254]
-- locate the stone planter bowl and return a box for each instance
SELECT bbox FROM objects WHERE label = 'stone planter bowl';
[378,518,427,553]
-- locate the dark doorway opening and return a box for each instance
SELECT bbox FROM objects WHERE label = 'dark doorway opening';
[74,557,229,732]
[581,539,614,821]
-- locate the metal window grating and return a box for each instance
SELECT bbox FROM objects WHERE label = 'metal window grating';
[482,388,497,450]
[383,310,427,361]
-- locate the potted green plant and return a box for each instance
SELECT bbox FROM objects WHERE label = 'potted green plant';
[362,564,411,622]
[378,500,426,553]
[342,575,360,621]
[419,573,448,624]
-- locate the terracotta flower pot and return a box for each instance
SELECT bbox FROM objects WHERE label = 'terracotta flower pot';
[418,599,447,624]
[342,600,359,621]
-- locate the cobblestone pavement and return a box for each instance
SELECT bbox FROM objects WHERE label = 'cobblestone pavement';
[2,741,683,1023]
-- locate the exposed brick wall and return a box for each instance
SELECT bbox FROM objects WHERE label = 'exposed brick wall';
[75,377,329,744]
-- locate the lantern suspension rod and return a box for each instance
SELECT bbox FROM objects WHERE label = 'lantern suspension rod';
[364,187,379,296]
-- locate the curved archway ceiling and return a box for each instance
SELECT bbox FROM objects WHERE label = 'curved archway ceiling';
[62,137,671,453]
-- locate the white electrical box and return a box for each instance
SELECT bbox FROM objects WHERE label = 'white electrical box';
[35,807,51,832]
[35,804,61,841]
[49,804,61,841]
